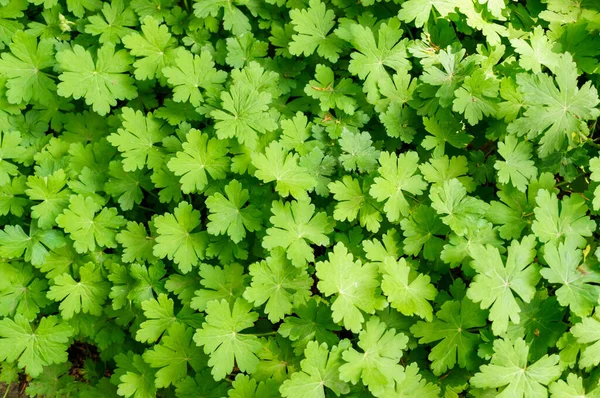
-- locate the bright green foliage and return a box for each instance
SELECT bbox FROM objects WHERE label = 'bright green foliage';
[329,175,382,233]
[571,314,600,369]
[339,316,408,396]
[25,169,71,229]
[0,131,25,186]
[411,296,487,375]
[279,299,341,355]
[162,50,227,106]
[346,19,410,101]
[107,108,171,171]
[453,69,499,125]
[470,338,561,397]
[193,299,261,381]
[430,178,489,236]
[153,201,207,273]
[549,373,600,398]
[541,241,600,317]
[0,31,55,105]
[3,0,600,395]
[495,134,538,192]
[288,0,342,62]
[243,248,312,322]
[0,224,65,266]
[532,190,596,248]
[167,128,230,194]
[338,130,380,174]
[142,323,204,388]
[467,235,540,336]
[205,179,261,243]
[316,243,386,333]
[84,0,137,44]
[0,264,50,320]
[190,263,248,312]
[136,293,177,343]
[381,257,437,321]
[263,199,332,267]
[305,65,359,115]
[212,81,278,149]
[369,151,427,222]
[280,340,351,398]
[0,315,73,377]
[47,262,110,319]
[56,195,126,253]
[252,142,316,200]
[56,43,137,115]
[122,15,176,81]
[509,53,600,155]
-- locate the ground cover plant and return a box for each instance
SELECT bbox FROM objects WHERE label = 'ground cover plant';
[1,0,600,396]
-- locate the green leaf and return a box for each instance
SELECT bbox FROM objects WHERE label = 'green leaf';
[193,298,261,381]
[190,263,248,312]
[84,0,137,44]
[549,373,600,397]
[162,49,227,106]
[532,190,596,248]
[0,315,73,377]
[470,337,561,397]
[243,247,312,322]
[329,175,382,233]
[56,195,126,254]
[47,262,110,319]
[0,31,55,105]
[25,169,71,229]
[467,235,540,336]
[571,314,600,369]
[305,65,359,115]
[167,128,230,194]
[0,130,26,186]
[56,43,137,115]
[288,0,342,62]
[338,130,380,173]
[316,243,386,333]
[252,141,316,201]
[411,297,487,375]
[122,15,176,81]
[0,263,50,320]
[279,340,351,398]
[508,53,600,155]
[263,199,332,268]
[369,151,427,222]
[346,19,410,102]
[381,257,437,321]
[136,293,178,343]
[430,178,489,236]
[540,241,600,317]
[278,299,341,355]
[494,135,538,192]
[205,179,262,244]
[153,201,208,273]
[142,323,204,388]
[339,316,408,396]
[107,108,171,172]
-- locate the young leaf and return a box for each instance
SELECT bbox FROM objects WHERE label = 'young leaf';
[263,199,333,268]
[467,235,540,336]
[193,298,261,381]
[205,179,262,244]
[0,315,73,377]
[470,337,561,397]
[369,151,427,222]
[243,247,312,322]
[316,243,386,333]
[153,201,208,273]
[56,43,137,115]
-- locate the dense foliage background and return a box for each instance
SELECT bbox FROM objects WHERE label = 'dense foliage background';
[1,0,600,396]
